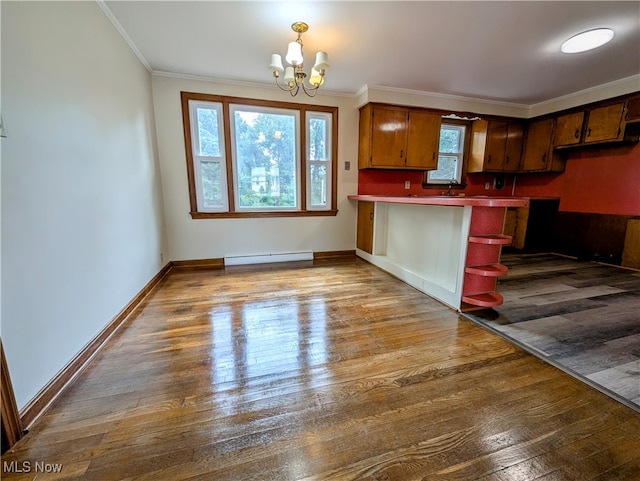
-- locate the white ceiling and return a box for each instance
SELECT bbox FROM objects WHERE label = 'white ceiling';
[102,1,640,106]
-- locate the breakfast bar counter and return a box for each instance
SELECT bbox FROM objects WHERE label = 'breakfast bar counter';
[348,194,530,311]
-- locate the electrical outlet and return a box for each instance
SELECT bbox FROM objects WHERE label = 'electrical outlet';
[484,182,490,190]
[344,161,351,171]
[405,181,411,189]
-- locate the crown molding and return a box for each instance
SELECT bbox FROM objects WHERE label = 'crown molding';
[361,84,531,118]
[94,0,639,117]
[151,71,356,99]
[96,0,152,72]
[528,74,640,118]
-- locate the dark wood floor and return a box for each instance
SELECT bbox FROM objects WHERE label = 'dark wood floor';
[3,258,640,480]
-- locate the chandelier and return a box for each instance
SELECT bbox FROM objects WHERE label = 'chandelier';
[268,22,330,97]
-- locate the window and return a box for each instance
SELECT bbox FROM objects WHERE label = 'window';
[427,123,466,184]
[307,112,332,209]
[188,101,228,212]
[181,92,337,218]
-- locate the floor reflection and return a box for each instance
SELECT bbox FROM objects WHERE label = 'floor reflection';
[208,297,329,394]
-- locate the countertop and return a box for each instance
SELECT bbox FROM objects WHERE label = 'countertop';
[348,194,530,208]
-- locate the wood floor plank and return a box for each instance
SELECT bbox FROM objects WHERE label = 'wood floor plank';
[466,253,640,412]
[2,258,638,480]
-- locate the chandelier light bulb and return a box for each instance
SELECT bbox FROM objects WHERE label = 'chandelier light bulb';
[283,67,295,87]
[285,41,303,66]
[309,68,324,87]
[269,54,284,74]
[313,52,330,71]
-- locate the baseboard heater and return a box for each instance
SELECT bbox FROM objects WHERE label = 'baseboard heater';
[224,251,314,266]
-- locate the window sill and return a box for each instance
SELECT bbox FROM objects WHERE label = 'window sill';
[421,183,468,190]
[190,210,339,219]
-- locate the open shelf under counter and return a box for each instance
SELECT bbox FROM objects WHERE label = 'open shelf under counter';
[464,263,509,277]
[349,194,529,311]
[468,234,513,245]
[462,292,505,309]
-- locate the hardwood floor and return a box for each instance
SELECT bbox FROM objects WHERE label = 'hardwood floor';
[464,253,640,412]
[3,258,640,480]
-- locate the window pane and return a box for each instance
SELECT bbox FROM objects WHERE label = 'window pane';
[309,117,328,161]
[234,110,297,209]
[430,156,458,180]
[439,128,461,153]
[310,164,327,206]
[197,108,221,157]
[201,161,224,207]
[429,123,466,184]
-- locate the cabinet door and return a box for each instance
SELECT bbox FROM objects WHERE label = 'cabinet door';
[484,121,509,171]
[370,108,407,167]
[625,97,640,122]
[554,112,584,146]
[503,122,524,172]
[356,201,375,254]
[468,120,521,173]
[521,118,554,171]
[404,111,440,169]
[585,103,625,143]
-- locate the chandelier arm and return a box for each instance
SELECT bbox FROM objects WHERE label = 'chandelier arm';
[274,75,296,93]
[300,81,320,97]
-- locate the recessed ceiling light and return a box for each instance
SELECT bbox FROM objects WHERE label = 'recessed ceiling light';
[561,28,614,54]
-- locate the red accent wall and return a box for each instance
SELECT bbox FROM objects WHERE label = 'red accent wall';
[357,169,517,196]
[514,142,640,216]
[358,142,640,216]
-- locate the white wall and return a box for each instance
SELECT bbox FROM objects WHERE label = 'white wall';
[1,2,166,409]
[151,75,359,261]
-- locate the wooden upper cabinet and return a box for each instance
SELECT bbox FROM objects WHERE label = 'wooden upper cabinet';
[521,118,554,172]
[358,104,441,170]
[584,102,625,143]
[554,112,584,146]
[468,120,523,173]
[369,107,407,168]
[503,122,524,172]
[405,111,440,169]
[625,96,640,122]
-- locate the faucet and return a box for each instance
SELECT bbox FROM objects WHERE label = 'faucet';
[444,180,458,196]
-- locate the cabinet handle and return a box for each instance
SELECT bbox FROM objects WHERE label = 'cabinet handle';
[505,156,509,164]
[487,154,492,163]
[574,129,580,139]
[587,128,592,138]
[400,149,404,158]
[369,212,374,221]
[432,152,436,160]
[542,153,547,164]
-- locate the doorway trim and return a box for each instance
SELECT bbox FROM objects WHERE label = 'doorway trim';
[1,338,23,452]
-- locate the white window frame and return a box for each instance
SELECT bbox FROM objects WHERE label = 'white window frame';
[306,111,332,211]
[428,123,466,184]
[188,100,229,212]
[229,104,301,212]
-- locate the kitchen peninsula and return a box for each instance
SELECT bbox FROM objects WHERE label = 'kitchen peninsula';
[348,195,529,311]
